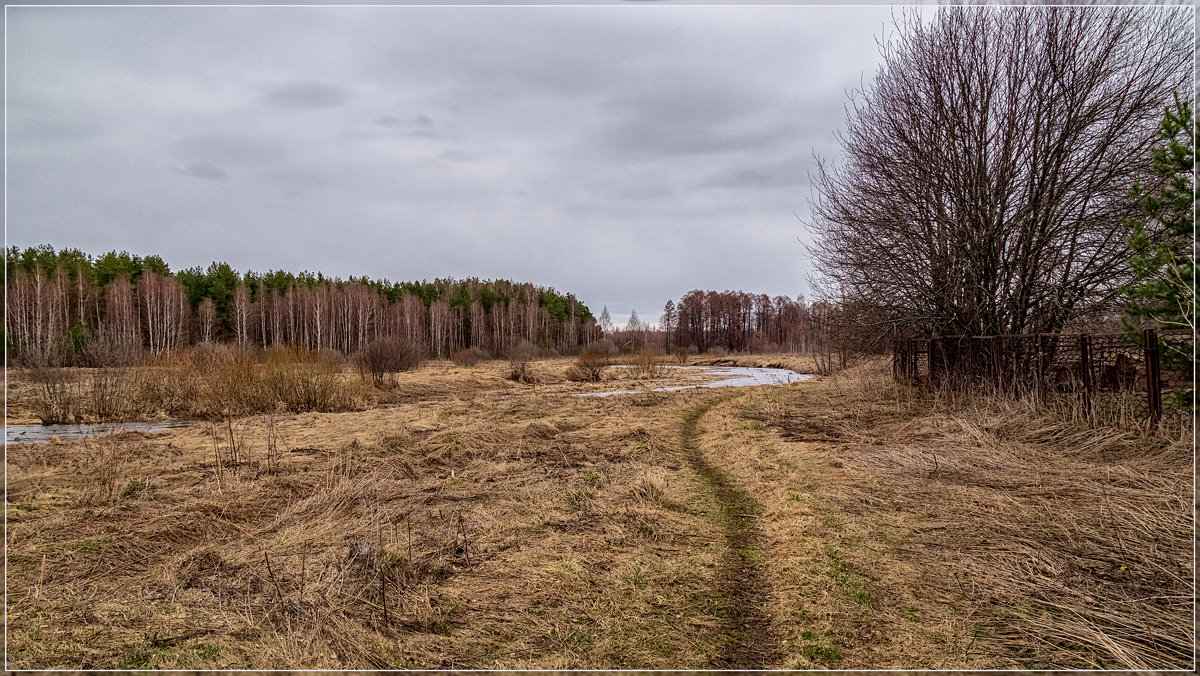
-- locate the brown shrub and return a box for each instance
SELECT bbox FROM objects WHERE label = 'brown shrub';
[674,346,689,364]
[629,346,665,379]
[507,340,538,383]
[354,337,425,386]
[451,348,479,367]
[28,367,81,424]
[566,348,609,382]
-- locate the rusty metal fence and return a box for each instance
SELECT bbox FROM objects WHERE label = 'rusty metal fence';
[893,329,1195,428]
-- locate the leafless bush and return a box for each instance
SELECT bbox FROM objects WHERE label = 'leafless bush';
[594,338,619,356]
[82,337,142,368]
[264,348,364,413]
[674,347,689,365]
[135,349,199,416]
[88,366,134,423]
[629,346,665,379]
[354,337,425,386]
[507,339,538,383]
[28,367,81,424]
[451,348,479,367]
[566,348,609,382]
[195,344,269,416]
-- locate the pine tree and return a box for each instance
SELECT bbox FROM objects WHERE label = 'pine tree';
[1122,94,1196,333]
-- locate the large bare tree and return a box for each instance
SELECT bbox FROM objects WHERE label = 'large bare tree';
[808,5,1192,337]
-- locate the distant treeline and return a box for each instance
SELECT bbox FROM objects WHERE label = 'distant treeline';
[605,289,851,355]
[4,245,598,365]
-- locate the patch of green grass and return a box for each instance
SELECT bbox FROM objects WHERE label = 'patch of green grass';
[582,470,606,486]
[622,564,647,588]
[827,549,876,607]
[565,486,596,506]
[737,546,763,565]
[798,630,843,665]
[199,642,221,661]
[787,491,809,502]
[14,502,39,512]
[906,605,920,622]
[121,478,154,500]
[116,639,167,669]
[58,537,116,557]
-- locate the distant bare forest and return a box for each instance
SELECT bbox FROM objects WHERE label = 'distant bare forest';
[604,290,858,360]
[4,245,598,365]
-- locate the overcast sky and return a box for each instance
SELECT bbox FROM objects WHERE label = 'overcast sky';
[6,2,899,326]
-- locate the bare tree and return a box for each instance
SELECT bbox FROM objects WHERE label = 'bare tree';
[197,297,217,343]
[808,6,1192,337]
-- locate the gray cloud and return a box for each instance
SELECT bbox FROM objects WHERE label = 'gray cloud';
[168,134,289,167]
[174,161,230,181]
[262,80,351,110]
[6,5,894,321]
[698,155,811,190]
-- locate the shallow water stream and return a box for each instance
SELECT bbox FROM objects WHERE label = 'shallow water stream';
[579,365,812,397]
[6,420,195,445]
[6,366,811,441]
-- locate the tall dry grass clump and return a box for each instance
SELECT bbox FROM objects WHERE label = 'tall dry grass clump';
[134,344,371,419]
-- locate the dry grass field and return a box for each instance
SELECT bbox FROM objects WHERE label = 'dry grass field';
[5,355,1194,669]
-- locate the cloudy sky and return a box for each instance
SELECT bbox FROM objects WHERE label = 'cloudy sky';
[6,2,900,326]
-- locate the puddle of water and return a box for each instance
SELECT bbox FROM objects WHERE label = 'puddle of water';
[6,420,194,444]
[579,365,812,398]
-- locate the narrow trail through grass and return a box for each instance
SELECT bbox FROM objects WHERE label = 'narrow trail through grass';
[680,395,782,669]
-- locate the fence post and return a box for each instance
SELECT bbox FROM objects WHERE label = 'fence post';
[1079,333,1093,420]
[992,336,1004,392]
[910,339,918,383]
[961,337,972,389]
[1144,328,1161,426]
[908,340,916,383]
[892,340,900,382]
[1035,334,1047,403]
[929,337,939,387]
